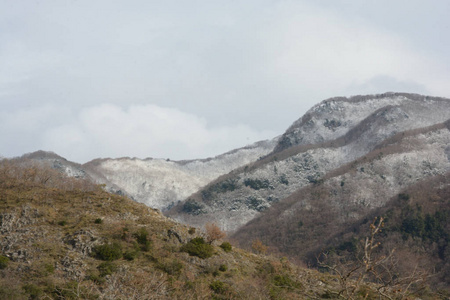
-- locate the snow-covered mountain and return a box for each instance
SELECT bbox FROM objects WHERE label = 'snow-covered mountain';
[81,139,277,210]
[20,139,277,211]
[19,93,450,234]
[167,93,450,231]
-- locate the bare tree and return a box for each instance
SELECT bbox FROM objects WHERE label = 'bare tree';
[251,238,268,255]
[205,223,226,244]
[318,217,428,299]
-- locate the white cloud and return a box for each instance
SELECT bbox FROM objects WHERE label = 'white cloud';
[41,104,276,163]
[0,105,71,157]
[345,75,429,96]
[260,2,446,99]
[1,1,449,161]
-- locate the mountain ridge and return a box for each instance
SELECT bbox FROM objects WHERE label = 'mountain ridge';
[167,93,450,232]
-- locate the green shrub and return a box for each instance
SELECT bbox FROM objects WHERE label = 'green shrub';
[0,285,22,299]
[244,178,271,190]
[219,242,232,253]
[88,274,106,284]
[182,200,206,215]
[213,179,240,193]
[57,220,67,226]
[188,227,196,234]
[219,264,228,272]
[134,227,149,244]
[156,259,183,276]
[134,228,152,251]
[272,274,302,290]
[43,263,55,275]
[94,218,103,224]
[97,261,118,277]
[93,242,122,261]
[184,281,194,290]
[123,249,139,261]
[22,284,43,299]
[53,281,95,299]
[180,237,214,259]
[209,280,227,294]
[0,255,9,269]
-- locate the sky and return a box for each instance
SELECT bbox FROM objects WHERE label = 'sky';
[1,0,450,163]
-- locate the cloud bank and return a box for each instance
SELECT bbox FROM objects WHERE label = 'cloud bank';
[1,104,276,163]
[1,0,449,162]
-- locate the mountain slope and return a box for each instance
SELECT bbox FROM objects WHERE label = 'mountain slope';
[22,139,277,212]
[275,93,450,152]
[0,158,406,299]
[81,139,277,211]
[167,93,450,232]
[232,120,450,252]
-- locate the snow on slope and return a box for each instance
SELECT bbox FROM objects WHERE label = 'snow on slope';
[276,93,450,151]
[83,139,277,210]
[169,93,450,232]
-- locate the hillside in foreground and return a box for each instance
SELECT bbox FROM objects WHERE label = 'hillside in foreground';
[0,158,424,300]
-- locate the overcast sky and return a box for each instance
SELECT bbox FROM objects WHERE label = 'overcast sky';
[1,0,450,163]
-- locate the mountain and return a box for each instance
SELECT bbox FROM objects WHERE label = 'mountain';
[22,139,277,211]
[167,93,450,232]
[81,139,277,211]
[0,157,409,299]
[232,125,450,288]
[6,92,450,294]
[21,150,88,179]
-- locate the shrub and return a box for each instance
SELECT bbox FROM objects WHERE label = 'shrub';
[53,281,95,299]
[182,200,206,215]
[156,259,183,276]
[123,250,139,261]
[97,261,118,277]
[214,179,239,193]
[398,193,410,201]
[134,228,149,244]
[43,263,55,275]
[244,178,271,190]
[209,280,227,294]
[246,196,267,212]
[272,274,302,290]
[94,218,103,224]
[22,284,43,299]
[57,220,67,226]
[180,237,214,259]
[219,264,228,272]
[88,274,105,284]
[219,242,232,253]
[0,255,9,269]
[93,242,122,261]
[134,228,152,251]
[279,174,289,185]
